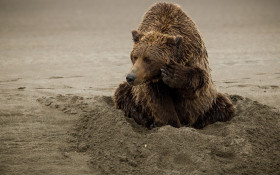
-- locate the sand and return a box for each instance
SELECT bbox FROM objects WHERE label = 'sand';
[1,0,280,174]
[35,94,280,175]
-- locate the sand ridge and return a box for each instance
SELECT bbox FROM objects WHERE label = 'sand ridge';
[36,94,280,175]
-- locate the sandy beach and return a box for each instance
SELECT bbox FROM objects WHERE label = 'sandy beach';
[1,0,280,174]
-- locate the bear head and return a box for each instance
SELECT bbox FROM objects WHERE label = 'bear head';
[126,30,183,86]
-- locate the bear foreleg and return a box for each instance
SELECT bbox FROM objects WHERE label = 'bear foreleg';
[114,82,154,127]
[161,61,209,91]
[145,84,182,128]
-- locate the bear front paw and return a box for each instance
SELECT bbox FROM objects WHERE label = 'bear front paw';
[161,60,208,90]
[160,62,186,89]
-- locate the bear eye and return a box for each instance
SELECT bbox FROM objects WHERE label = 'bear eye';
[143,57,151,63]
[131,56,137,62]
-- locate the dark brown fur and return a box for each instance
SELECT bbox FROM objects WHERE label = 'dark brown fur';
[114,3,234,129]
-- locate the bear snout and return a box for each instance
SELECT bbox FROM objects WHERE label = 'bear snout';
[126,74,136,85]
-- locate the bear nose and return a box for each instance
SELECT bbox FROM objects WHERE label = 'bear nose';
[126,74,136,85]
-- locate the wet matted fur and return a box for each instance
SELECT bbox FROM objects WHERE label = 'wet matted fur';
[114,2,234,128]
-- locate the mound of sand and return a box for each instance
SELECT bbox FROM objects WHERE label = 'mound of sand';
[37,94,280,175]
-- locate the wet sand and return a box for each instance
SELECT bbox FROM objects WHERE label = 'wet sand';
[0,0,280,174]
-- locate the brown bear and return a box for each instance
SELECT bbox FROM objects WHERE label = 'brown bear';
[114,2,234,129]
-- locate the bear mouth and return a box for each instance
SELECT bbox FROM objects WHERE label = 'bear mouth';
[143,74,162,85]
[132,73,162,86]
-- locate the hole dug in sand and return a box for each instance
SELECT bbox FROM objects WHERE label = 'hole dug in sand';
[38,94,280,175]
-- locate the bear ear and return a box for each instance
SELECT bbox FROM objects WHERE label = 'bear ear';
[166,35,183,46]
[132,30,143,43]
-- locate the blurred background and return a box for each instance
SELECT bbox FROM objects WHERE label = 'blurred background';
[0,0,280,106]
